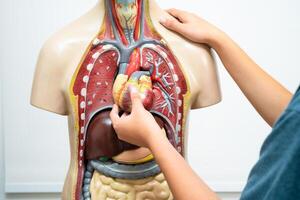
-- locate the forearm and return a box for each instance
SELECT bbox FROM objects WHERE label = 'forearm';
[148,128,219,200]
[210,32,292,126]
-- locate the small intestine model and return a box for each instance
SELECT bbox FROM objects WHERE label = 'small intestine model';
[69,0,190,199]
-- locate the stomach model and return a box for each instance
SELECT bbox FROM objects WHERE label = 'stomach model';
[69,0,190,199]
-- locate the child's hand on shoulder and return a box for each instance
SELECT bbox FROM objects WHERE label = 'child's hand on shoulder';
[160,8,223,47]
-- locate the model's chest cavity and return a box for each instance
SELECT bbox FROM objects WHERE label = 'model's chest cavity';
[83,44,185,118]
[72,42,188,160]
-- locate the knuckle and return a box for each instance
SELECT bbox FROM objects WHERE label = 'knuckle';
[166,18,176,27]
[112,122,119,130]
[133,95,139,101]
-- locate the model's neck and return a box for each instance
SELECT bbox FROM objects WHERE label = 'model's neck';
[104,0,143,44]
[114,0,140,44]
[114,0,139,30]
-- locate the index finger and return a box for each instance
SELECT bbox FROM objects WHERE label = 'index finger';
[167,8,189,23]
[130,90,144,113]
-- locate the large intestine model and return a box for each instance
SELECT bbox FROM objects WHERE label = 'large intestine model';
[69,0,190,199]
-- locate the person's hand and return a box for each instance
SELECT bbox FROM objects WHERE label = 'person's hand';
[159,8,222,47]
[110,91,163,148]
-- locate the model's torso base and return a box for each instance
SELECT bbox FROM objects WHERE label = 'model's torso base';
[90,171,173,200]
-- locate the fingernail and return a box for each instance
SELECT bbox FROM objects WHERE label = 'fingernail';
[159,17,167,24]
[130,87,138,95]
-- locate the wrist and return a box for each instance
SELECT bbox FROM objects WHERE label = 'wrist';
[205,29,227,50]
[146,125,166,150]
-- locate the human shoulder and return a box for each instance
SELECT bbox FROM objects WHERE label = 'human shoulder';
[241,92,300,199]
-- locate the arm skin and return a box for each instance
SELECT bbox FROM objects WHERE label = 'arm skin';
[110,8,293,200]
[147,126,219,200]
[160,9,292,127]
[211,32,292,126]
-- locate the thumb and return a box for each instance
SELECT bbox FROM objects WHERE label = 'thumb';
[130,90,143,112]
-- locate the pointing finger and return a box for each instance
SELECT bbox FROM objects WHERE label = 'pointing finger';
[130,90,144,112]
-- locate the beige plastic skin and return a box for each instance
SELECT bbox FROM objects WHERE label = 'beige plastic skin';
[30,0,221,199]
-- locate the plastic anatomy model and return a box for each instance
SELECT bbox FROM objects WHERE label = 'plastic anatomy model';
[30,0,221,199]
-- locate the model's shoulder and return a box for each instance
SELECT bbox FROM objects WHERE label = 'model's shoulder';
[42,14,100,60]
[38,11,103,71]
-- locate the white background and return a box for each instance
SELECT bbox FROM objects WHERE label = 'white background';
[1,0,300,199]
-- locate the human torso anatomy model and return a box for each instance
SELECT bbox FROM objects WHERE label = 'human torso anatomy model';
[30,0,221,199]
